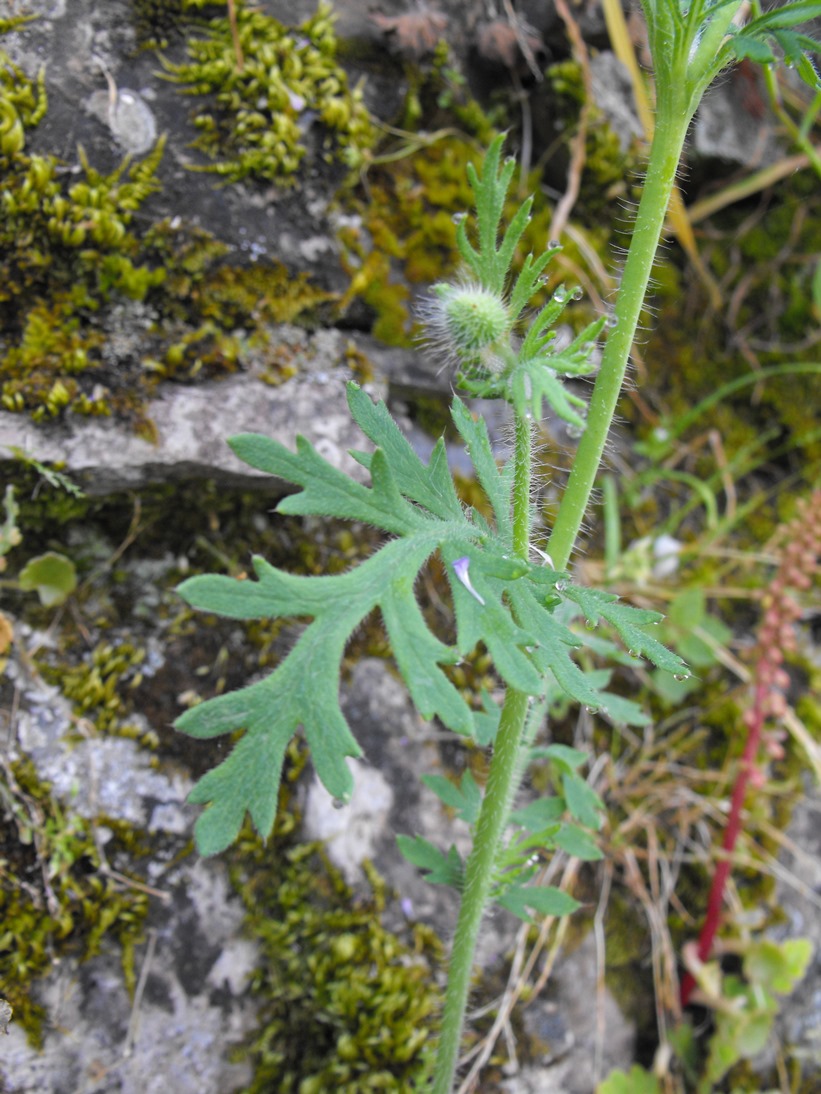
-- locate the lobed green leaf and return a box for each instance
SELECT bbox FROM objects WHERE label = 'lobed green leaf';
[396,835,465,887]
[421,771,482,825]
[497,884,580,921]
[177,379,684,856]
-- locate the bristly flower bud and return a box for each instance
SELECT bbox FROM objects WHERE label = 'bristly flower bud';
[421,281,510,374]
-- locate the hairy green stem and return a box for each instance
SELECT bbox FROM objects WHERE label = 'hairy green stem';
[546,105,693,572]
[431,688,530,1092]
[432,415,534,1092]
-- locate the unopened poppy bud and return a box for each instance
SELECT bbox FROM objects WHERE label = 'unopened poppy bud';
[422,281,510,373]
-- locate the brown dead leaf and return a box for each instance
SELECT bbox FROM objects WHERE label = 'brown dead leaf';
[370,10,449,59]
[475,19,545,76]
[0,611,13,656]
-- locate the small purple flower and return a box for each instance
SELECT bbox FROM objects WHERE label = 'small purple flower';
[453,556,485,605]
[286,89,306,113]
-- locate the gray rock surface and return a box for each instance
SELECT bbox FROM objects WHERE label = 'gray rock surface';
[0,629,256,1094]
[589,52,643,153]
[694,76,783,168]
[0,328,383,495]
[504,937,636,1093]
[1,633,639,1093]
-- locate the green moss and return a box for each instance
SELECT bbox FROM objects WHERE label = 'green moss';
[0,43,168,425]
[37,640,160,748]
[545,60,644,220]
[229,822,442,1091]
[0,758,149,1044]
[0,34,340,431]
[160,0,374,185]
[131,0,186,49]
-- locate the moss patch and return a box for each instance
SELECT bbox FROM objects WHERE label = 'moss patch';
[0,758,148,1044]
[0,30,338,433]
[230,818,442,1092]
[160,0,374,184]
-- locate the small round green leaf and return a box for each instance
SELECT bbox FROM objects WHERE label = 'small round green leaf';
[18,552,77,606]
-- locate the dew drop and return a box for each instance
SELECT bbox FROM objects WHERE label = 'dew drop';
[553,286,569,303]
[605,314,618,329]
[585,705,600,715]
[555,579,567,592]
[332,797,347,810]
[585,618,597,630]
[452,211,467,225]
[549,239,561,250]
[674,672,690,682]
[627,649,640,659]
[570,286,583,301]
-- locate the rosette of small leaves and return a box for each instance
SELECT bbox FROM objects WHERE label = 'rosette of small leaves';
[430,136,606,431]
[176,383,686,855]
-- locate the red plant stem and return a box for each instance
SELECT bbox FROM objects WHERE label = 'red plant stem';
[680,675,768,1007]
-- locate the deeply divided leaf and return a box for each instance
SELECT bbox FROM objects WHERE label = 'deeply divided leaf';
[176,384,685,854]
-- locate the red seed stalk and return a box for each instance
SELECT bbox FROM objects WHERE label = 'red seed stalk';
[680,491,821,1007]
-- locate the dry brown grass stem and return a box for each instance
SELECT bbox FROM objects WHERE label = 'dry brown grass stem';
[549,0,591,243]
[455,857,578,1092]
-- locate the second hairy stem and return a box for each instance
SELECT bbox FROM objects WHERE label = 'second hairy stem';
[432,413,534,1092]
